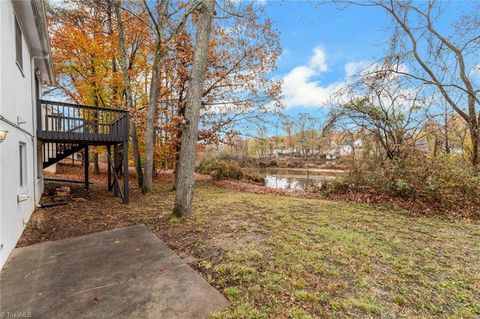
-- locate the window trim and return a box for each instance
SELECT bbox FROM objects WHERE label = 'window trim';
[19,142,27,188]
[14,13,24,76]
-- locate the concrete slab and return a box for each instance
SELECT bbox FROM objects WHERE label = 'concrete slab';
[0,225,228,318]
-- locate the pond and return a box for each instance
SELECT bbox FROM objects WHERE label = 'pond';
[243,168,344,190]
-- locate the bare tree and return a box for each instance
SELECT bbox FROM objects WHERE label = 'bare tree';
[332,68,429,159]
[340,0,479,166]
[281,118,295,156]
[173,0,215,216]
[296,113,316,158]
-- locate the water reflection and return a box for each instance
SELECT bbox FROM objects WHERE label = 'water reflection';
[264,175,324,190]
[243,168,342,190]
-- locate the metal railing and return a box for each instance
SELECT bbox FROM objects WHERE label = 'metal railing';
[37,99,129,143]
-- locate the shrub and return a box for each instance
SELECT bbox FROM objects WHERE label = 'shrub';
[394,179,413,197]
[257,160,268,168]
[285,159,304,168]
[197,159,243,180]
[327,151,480,217]
[243,173,265,184]
[268,159,278,167]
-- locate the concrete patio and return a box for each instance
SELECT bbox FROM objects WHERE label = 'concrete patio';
[0,225,228,318]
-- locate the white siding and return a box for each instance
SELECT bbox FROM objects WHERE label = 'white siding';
[0,1,43,269]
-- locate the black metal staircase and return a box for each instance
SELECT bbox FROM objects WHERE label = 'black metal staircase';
[37,100,130,203]
[42,142,84,169]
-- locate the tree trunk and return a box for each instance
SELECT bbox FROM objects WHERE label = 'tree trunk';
[107,1,118,106]
[142,44,162,193]
[131,124,144,186]
[173,99,186,177]
[94,153,100,174]
[93,91,100,175]
[470,121,479,168]
[173,0,215,217]
[114,2,144,188]
[444,107,450,154]
[433,136,439,158]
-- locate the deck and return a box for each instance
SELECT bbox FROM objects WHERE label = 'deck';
[37,99,129,144]
[37,99,130,203]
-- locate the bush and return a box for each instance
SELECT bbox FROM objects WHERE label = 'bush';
[394,179,413,197]
[197,159,243,180]
[243,173,265,184]
[268,159,278,167]
[328,151,480,217]
[285,159,304,168]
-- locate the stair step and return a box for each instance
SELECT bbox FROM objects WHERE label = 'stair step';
[42,143,85,169]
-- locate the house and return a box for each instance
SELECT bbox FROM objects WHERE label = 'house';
[0,0,54,269]
[326,139,363,159]
[273,148,296,156]
[0,0,130,270]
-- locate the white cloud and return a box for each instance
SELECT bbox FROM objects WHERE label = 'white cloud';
[281,46,346,108]
[344,61,370,77]
[280,49,416,109]
[231,0,266,5]
[309,47,328,72]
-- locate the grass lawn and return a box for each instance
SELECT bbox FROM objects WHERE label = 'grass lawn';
[21,170,480,318]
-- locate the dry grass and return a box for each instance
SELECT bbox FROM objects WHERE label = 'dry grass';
[20,164,480,318]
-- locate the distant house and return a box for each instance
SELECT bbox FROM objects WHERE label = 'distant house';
[326,139,363,159]
[415,137,430,152]
[273,148,296,156]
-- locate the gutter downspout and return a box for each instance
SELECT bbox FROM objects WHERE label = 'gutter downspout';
[30,55,48,208]
[31,0,55,207]
[31,0,55,85]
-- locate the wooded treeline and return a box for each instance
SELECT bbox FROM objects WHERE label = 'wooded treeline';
[46,0,282,214]
[45,0,479,216]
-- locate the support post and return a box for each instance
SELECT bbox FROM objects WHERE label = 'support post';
[123,141,129,204]
[113,144,119,196]
[84,145,89,190]
[36,99,42,134]
[107,145,112,191]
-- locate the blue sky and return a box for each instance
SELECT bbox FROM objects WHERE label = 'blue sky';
[265,1,391,119]
[260,0,477,122]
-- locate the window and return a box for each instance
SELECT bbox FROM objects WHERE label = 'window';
[15,15,23,72]
[19,142,27,187]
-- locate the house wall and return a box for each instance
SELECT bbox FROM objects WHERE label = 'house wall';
[0,1,43,269]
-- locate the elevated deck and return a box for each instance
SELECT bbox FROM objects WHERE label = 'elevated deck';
[37,100,130,203]
[37,99,129,144]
